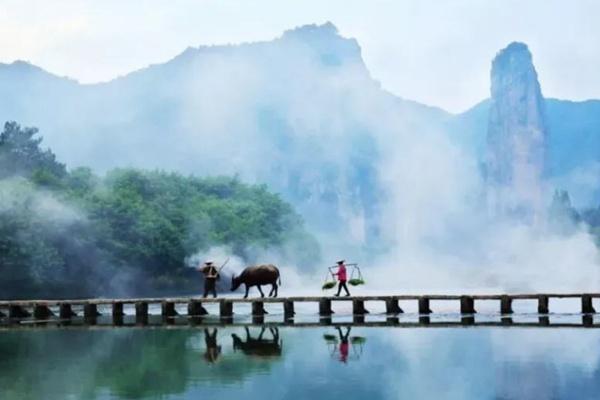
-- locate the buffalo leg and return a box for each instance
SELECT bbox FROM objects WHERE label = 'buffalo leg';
[257,285,265,298]
[271,283,278,298]
[244,285,249,299]
[268,285,274,297]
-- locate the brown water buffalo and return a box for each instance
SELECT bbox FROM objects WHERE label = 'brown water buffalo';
[231,264,281,298]
[232,327,282,358]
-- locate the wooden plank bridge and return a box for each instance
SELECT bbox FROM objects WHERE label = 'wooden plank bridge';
[0,293,599,324]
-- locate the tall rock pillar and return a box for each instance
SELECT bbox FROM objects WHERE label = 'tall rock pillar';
[485,42,547,222]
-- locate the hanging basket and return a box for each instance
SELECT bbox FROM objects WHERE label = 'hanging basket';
[322,269,337,290]
[348,278,365,286]
[348,265,365,286]
[322,281,336,290]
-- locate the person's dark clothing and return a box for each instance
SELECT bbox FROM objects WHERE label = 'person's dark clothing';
[204,278,217,298]
[336,280,350,296]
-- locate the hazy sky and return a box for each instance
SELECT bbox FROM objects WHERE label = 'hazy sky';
[0,0,599,112]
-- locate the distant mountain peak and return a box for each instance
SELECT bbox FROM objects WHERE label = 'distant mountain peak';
[281,21,339,38]
[491,42,536,87]
[280,22,362,67]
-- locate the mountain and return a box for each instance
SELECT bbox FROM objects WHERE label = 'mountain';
[0,23,453,255]
[0,22,599,249]
[449,82,600,208]
[484,42,547,219]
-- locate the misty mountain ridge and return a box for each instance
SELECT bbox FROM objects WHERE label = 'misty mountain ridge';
[1,23,598,251]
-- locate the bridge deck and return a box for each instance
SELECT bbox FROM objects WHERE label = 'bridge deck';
[0,293,598,323]
[1,293,598,307]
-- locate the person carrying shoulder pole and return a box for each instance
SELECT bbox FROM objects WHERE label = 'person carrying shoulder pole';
[333,259,350,297]
[197,261,220,298]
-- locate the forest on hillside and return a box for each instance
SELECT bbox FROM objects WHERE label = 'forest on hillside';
[0,122,319,299]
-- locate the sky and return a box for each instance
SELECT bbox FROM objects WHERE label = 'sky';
[0,0,599,113]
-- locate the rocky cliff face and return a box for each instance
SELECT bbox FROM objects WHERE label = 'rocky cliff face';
[1,23,433,253]
[485,42,548,221]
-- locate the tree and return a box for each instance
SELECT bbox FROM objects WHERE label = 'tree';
[0,121,66,183]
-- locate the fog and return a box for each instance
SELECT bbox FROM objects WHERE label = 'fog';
[1,23,599,296]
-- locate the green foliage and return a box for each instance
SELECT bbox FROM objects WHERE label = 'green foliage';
[348,278,365,286]
[0,122,319,299]
[0,121,66,183]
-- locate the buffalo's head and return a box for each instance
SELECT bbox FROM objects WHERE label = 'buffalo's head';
[231,275,242,291]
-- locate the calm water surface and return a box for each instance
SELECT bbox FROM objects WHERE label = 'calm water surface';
[1,322,600,399]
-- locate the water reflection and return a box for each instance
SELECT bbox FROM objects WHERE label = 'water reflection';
[204,328,221,363]
[232,327,282,358]
[1,326,600,399]
[323,327,367,363]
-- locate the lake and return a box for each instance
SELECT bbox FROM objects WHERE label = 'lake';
[1,314,600,400]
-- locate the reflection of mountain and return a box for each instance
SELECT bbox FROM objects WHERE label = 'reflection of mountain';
[4,327,600,399]
[1,22,599,246]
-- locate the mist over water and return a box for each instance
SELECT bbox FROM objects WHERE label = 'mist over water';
[2,326,600,400]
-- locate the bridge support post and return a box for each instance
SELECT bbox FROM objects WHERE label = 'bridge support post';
[251,301,266,316]
[500,296,513,314]
[112,302,124,317]
[59,303,76,319]
[9,305,30,319]
[112,302,124,325]
[385,298,403,314]
[135,302,148,324]
[84,304,100,323]
[319,299,333,316]
[460,296,476,314]
[219,300,233,318]
[352,300,369,315]
[162,301,178,318]
[283,300,295,320]
[582,295,596,314]
[188,300,208,316]
[33,304,53,320]
[418,297,432,314]
[538,295,549,314]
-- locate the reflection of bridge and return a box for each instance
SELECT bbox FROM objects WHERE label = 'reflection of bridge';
[1,317,600,329]
[0,293,598,325]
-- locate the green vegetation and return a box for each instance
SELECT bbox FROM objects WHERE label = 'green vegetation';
[348,278,365,286]
[0,122,319,299]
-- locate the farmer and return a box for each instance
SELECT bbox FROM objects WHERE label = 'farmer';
[198,261,220,298]
[333,259,350,297]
